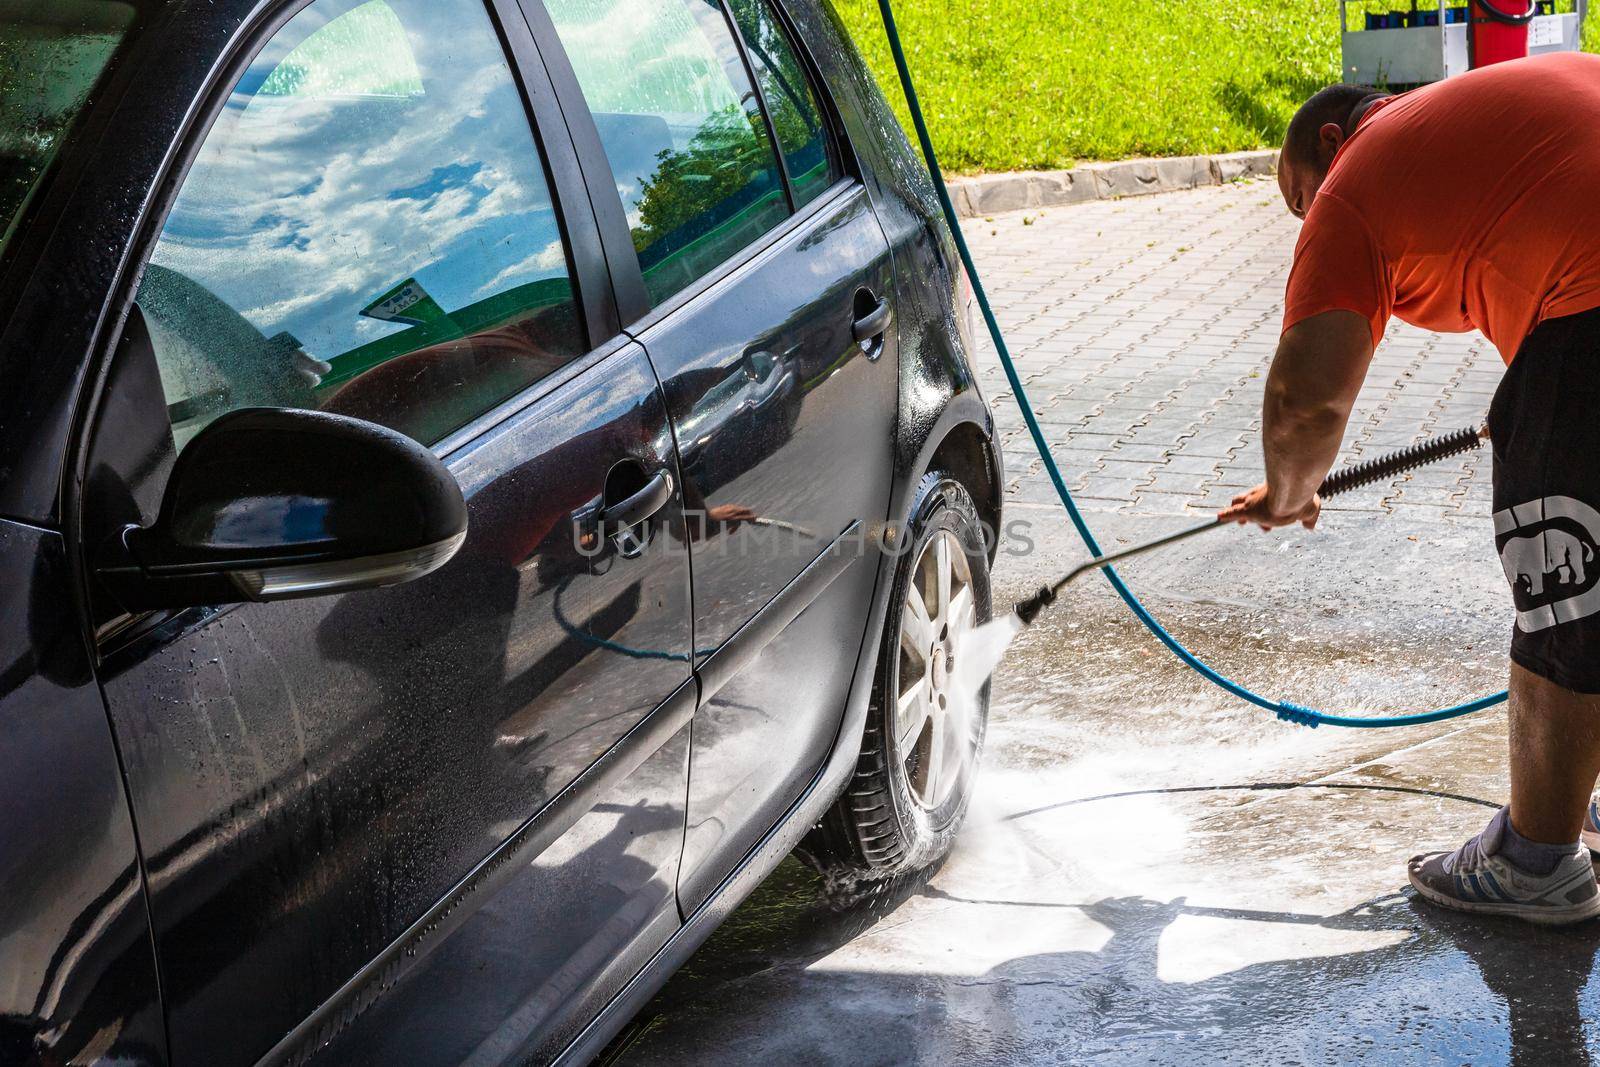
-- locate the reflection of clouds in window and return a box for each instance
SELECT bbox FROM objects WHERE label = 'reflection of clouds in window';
[150,2,564,365]
[545,0,739,118]
[139,0,585,451]
[475,239,569,299]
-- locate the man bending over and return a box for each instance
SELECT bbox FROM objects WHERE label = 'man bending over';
[1220,52,1600,924]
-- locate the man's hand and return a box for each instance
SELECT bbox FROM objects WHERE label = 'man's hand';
[706,503,759,527]
[1218,483,1321,530]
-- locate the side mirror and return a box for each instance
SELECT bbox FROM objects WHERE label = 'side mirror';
[97,408,468,611]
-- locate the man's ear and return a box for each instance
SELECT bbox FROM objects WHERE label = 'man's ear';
[1317,121,1346,162]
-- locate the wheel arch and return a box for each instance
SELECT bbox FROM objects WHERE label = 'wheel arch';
[924,418,1002,563]
[895,391,1003,563]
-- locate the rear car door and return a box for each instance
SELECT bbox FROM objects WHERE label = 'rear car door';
[78,1,695,1061]
[534,0,898,907]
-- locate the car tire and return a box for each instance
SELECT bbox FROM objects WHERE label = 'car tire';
[800,471,992,880]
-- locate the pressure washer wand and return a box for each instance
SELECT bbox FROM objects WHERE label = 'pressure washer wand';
[1012,424,1490,626]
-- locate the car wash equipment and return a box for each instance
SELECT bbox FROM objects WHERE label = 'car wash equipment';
[1012,425,1489,627]
[874,0,1511,729]
[1338,0,1580,85]
[1470,0,1537,65]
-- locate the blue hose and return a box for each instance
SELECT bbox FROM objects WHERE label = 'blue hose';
[872,0,1507,728]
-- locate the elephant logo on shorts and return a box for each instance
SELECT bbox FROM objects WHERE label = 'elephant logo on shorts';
[1494,495,1600,632]
[1502,527,1595,597]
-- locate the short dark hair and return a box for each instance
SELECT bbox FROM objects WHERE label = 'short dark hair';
[1284,84,1389,160]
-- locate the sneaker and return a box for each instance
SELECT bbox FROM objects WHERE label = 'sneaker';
[1408,807,1600,925]
[1583,800,1600,854]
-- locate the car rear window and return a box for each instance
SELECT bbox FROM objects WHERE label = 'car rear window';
[542,0,790,307]
[0,0,135,262]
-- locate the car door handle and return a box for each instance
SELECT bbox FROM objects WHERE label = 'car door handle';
[601,469,674,530]
[852,298,892,344]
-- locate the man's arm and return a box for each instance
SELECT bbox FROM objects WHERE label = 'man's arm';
[1219,309,1375,529]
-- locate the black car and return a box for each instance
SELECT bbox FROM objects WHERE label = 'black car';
[0,0,1001,1062]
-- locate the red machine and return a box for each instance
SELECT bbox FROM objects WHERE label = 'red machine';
[1469,0,1537,66]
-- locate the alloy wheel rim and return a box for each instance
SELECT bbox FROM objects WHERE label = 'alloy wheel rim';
[896,528,977,810]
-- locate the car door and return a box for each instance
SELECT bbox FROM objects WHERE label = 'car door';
[534,0,897,908]
[77,1,695,1062]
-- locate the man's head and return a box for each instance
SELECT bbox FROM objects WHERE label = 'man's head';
[1278,84,1390,218]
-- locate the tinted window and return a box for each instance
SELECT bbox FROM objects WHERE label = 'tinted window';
[140,0,583,450]
[0,1,134,262]
[727,0,838,208]
[542,0,788,306]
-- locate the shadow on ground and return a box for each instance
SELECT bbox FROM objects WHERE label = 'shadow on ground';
[615,782,1600,1066]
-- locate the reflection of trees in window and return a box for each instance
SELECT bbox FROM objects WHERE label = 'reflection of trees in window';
[724,0,831,198]
[762,72,824,181]
[631,104,780,263]
[727,0,817,140]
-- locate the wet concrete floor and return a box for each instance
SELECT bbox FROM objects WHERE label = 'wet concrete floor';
[614,187,1578,1066]
[616,508,1562,1065]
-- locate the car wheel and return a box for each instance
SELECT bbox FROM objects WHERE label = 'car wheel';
[801,471,991,880]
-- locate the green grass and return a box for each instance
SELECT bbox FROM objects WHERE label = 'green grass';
[832,0,1600,173]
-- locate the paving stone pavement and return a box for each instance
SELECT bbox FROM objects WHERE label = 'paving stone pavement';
[963,178,1503,522]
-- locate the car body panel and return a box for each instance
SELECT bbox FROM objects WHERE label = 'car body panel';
[0,520,167,1066]
[631,186,898,910]
[781,0,1000,536]
[555,4,1004,1051]
[295,722,691,1066]
[523,0,906,916]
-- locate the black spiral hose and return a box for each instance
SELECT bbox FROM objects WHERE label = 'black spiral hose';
[1317,424,1487,499]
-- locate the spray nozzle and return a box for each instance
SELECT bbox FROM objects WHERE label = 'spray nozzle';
[1013,584,1056,626]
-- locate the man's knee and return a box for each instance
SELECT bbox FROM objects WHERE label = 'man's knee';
[1510,661,1600,717]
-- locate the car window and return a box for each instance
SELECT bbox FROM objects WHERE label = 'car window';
[726,0,839,209]
[0,1,135,264]
[541,0,788,306]
[139,0,584,451]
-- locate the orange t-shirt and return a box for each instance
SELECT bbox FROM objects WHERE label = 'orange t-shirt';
[1283,52,1600,363]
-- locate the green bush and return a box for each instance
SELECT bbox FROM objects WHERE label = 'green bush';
[833,0,1600,172]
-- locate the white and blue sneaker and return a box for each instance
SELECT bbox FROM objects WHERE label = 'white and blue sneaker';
[1408,807,1600,925]
[1582,800,1600,854]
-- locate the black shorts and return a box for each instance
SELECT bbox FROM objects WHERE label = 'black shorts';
[1491,305,1600,693]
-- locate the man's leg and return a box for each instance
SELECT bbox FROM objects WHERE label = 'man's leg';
[1509,661,1600,844]
[1408,309,1600,923]
[1408,663,1600,921]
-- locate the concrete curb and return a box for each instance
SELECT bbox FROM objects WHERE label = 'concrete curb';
[946,150,1278,217]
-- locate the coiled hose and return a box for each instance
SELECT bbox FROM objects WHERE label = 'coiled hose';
[1315,425,1485,497]
[873,0,1508,728]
